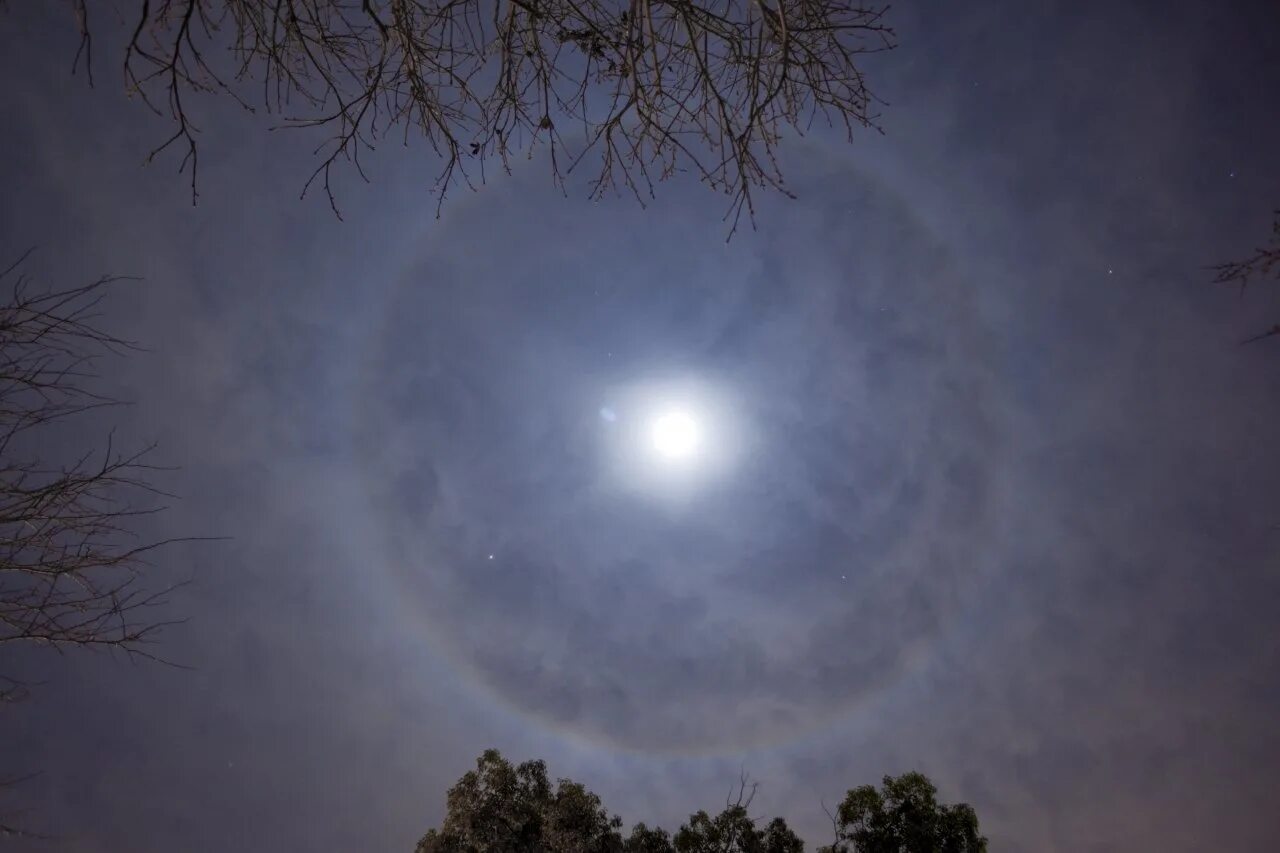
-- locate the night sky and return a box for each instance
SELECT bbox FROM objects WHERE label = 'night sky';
[3,1,1280,851]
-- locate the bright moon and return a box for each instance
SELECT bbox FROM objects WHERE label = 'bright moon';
[651,411,700,460]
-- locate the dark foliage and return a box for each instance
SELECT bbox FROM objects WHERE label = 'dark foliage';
[415,752,985,853]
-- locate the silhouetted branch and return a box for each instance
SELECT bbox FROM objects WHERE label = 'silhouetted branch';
[726,769,757,811]
[0,250,208,841]
[1211,210,1280,344]
[0,771,51,839]
[0,674,34,704]
[0,255,191,664]
[83,0,893,229]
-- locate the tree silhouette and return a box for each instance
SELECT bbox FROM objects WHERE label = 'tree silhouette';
[415,752,984,853]
[624,824,677,853]
[1211,210,1280,344]
[675,791,804,853]
[415,749,623,853]
[67,0,893,230]
[0,252,189,835]
[820,772,986,853]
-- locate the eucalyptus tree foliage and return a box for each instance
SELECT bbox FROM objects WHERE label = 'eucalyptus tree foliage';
[415,752,985,853]
[675,807,804,853]
[819,772,987,853]
[67,0,894,229]
[415,750,624,853]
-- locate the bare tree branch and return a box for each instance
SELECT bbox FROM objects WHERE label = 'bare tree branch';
[76,0,893,230]
[1210,210,1280,345]
[0,770,49,841]
[0,252,206,835]
[0,255,192,664]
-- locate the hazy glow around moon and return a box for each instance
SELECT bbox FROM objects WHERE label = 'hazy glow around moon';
[600,376,745,500]
[651,411,700,460]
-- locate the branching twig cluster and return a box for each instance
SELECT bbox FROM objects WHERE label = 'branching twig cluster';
[0,251,193,835]
[0,252,185,667]
[0,771,46,840]
[1211,210,1280,344]
[95,0,893,230]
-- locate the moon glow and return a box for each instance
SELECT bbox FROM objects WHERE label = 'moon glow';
[650,411,700,460]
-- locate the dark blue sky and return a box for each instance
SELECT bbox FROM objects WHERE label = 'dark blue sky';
[2,1,1279,850]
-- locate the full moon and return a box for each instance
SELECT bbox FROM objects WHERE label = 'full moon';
[600,380,738,494]
[650,411,700,460]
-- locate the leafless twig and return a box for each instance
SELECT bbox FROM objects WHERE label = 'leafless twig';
[1210,210,1280,345]
[86,0,893,230]
[0,251,203,835]
[0,254,192,665]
